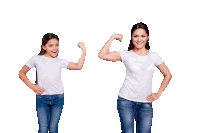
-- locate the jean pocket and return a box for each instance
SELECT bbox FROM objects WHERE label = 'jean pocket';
[36,95,44,98]
[143,102,153,108]
[57,93,64,98]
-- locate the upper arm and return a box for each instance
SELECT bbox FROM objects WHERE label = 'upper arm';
[67,62,79,70]
[19,65,31,74]
[156,62,172,77]
[98,51,122,62]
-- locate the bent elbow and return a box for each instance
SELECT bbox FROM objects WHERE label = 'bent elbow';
[98,54,104,59]
[76,65,82,70]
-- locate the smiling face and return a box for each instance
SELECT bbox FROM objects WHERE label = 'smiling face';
[132,28,149,50]
[42,38,59,58]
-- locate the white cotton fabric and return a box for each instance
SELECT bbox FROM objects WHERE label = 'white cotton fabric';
[118,50,163,102]
[25,55,69,95]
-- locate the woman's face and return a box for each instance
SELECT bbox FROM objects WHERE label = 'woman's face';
[132,28,149,50]
[42,38,59,58]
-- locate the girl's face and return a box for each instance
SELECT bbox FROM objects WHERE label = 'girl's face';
[42,39,59,58]
[132,28,149,50]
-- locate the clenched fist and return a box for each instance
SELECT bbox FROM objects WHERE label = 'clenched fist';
[77,42,86,50]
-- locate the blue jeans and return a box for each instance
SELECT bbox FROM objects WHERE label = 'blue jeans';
[36,94,64,133]
[117,96,153,133]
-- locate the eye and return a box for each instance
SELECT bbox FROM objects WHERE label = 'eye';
[134,36,145,37]
[49,44,59,47]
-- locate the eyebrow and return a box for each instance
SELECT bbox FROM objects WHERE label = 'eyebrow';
[133,34,146,36]
[48,43,59,45]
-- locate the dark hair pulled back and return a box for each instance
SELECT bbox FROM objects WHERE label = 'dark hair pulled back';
[38,33,59,55]
[128,22,150,51]
[36,33,59,84]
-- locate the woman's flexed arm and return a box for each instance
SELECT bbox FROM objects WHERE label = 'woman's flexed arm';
[98,34,123,62]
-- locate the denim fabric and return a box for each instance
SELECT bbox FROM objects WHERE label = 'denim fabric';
[117,96,153,133]
[36,94,64,133]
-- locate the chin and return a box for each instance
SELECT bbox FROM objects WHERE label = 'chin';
[51,54,57,57]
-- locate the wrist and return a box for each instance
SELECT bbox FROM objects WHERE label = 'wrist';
[157,91,162,96]
[110,35,115,40]
[28,83,34,89]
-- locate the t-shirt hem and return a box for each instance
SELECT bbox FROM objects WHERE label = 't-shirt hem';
[118,94,149,103]
[40,92,64,95]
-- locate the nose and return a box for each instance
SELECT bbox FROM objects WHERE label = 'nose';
[138,37,141,41]
[53,46,58,50]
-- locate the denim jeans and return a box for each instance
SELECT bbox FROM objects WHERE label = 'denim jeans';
[117,96,153,133]
[36,94,64,133]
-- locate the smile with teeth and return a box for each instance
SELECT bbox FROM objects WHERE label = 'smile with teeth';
[137,42,143,45]
[52,51,57,54]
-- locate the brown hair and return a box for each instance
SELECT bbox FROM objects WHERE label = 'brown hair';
[38,33,59,55]
[35,33,59,84]
[128,22,150,51]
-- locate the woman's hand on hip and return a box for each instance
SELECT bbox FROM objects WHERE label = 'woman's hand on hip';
[146,93,161,103]
[30,84,45,95]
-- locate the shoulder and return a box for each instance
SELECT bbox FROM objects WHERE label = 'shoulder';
[118,50,132,62]
[28,55,38,60]
[118,50,131,55]
[152,52,159,56]
[149,50,160,58]
[56,57,69,63]
[32,55,44,60]
[33,55,42,58]
[149,50,160,55]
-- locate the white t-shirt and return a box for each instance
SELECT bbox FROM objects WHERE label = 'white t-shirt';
[25,55,69,95]
[118,50,163,102]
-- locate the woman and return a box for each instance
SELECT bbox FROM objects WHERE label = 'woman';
[98,22,172,133]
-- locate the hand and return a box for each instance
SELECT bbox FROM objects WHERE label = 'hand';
[77,42,86,50]
[146,93,161,103]
[112,34,123,42]
[30,84,45,95]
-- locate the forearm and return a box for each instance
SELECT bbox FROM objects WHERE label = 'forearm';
[98,35,114,57]
[77,48,86,70]
[157,75,172,95]
[18,73,33,89]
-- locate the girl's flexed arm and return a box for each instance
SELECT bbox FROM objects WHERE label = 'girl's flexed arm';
[67,42,86,70]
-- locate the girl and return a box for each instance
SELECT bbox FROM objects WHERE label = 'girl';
[98,22,172,133]
[18,33,86,133]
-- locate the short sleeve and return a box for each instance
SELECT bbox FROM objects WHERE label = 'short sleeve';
[61,59,69,69]
[25,55,36,68]
[118,50,127,62]
[154,52,164,66]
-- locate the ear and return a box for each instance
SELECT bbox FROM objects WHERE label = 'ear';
[42,45,46,50]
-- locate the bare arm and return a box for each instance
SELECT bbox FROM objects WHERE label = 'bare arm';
[67,42,86,70]
[77,48,86,69]
[18,65,33,88]
[98,35,115,58]
[98,34,123,62]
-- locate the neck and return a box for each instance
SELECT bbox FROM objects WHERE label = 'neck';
[43,53,56,58]
[132,48,147,53]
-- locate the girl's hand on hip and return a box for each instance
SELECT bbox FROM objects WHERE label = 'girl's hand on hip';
[30,84,45,95]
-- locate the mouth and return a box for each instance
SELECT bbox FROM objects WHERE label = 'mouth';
[52,51,58,54]
[136,42,143,45]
